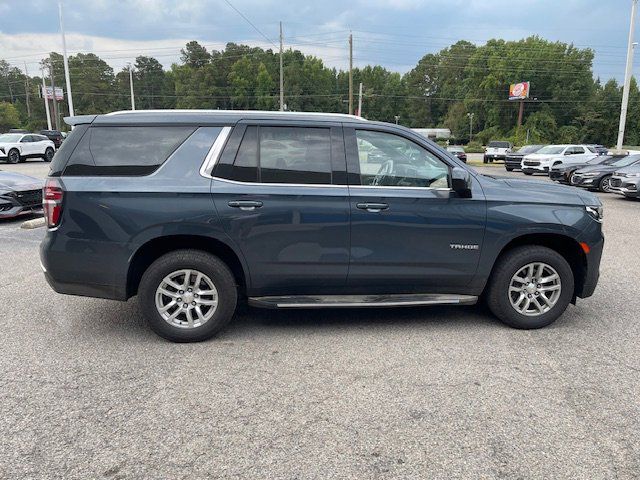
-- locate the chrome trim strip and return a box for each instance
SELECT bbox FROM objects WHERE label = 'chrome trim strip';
[211,176,347,189]
[200,126,232,179]
[211,176,452,191]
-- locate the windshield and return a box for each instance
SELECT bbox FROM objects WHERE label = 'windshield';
[0,134,22,142]
[488,141,510,148]
[517,145,542,154]
[536,145,565,155]
[613,155,640,167]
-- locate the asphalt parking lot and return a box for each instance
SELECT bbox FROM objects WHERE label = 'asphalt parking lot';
[1,160,639,479]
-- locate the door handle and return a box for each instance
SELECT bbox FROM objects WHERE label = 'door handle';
[356,202,389,213]
[228,200,263,211]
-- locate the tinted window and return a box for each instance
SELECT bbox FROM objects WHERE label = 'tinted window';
[64,126,195,176]
[489,141,510,148]
[355,130,449,188]
[259,127,331,184]
[225,126,258,182]
[20,136,31,143]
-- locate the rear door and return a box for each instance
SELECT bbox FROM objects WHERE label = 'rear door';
[211,121,350,296]
[344,126,486,292]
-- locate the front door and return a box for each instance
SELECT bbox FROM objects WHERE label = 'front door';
[212,123,350,296]
[344,127,486,292]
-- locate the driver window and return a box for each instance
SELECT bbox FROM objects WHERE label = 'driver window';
[355,130,449,188]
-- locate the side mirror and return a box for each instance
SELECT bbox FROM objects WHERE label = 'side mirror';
[451,167,472,198]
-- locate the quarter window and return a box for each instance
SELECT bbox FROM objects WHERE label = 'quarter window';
[354,130,449,188]
[64,126,195,176]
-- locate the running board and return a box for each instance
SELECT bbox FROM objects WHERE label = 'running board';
[248,294,478,309]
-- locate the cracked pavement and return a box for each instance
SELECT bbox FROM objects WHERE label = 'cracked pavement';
[0,163,639,479]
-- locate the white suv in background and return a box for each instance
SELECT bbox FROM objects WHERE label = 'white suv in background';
[0,133,56,164]
[521,144,597,175]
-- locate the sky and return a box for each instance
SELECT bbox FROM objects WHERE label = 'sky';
[0,0,636,82]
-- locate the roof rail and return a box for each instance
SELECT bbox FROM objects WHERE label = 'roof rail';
[104,109,366,121]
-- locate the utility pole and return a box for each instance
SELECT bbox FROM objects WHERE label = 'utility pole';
[279,21,284,111]
[41,68,52,130]
[467,112,474,141]
[357,82,363,117]
[59,0,74,117]
[49,57,60,130]
[128,63,136,110]
[24,62,31,117]
[348,33,353,115]
[617,0,638,151]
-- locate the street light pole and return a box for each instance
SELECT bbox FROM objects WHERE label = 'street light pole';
[467,112,474,141]
[58,0,74,118]
[128,63,136,110]
[617,0,638,151]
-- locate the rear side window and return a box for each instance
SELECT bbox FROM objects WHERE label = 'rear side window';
[260,127,331,184]
[64,126,195,176]
[215,126,332,184]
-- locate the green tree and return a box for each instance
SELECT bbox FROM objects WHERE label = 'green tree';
[0,101,20,130]
[180,41,211,68]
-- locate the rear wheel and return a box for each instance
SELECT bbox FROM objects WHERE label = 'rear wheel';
[138,250,237,342]
[598,175,612,193]
[43,147,54,162]
[486,246,574,329]
[7,149,20,164]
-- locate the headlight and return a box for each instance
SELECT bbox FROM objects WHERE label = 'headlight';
[581,172,601,177]
[586,205,604,222]
[625,172,640,178]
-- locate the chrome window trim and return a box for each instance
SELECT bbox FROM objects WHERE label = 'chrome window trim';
[211,176,347,189]
[199,126,232,179]
[210,175,451,191]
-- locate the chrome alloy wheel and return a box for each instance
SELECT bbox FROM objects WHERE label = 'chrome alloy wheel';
[155,269,219,329]
[508,262,562,316]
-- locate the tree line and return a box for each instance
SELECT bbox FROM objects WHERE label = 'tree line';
[1,36,638,147]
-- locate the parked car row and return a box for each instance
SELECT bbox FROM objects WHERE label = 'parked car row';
[0,169,43,218]
[502,142,640,199]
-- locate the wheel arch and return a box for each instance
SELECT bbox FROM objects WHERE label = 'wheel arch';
[487,232,587,298]
[126,234,249,299]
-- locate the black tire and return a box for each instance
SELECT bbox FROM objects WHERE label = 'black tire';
[598,175,612,193]
[483,156,488,164]
[7,149,20,164]
[505,167,514,172]
[138,250,237,342]
[43,147,54,162]
[523,171,533,176]
[486,246,574,329]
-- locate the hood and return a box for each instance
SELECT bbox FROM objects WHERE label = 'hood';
[524,153,561,161]
[0,172,43,191]
[615,163,640,174]
[479,174,599,206]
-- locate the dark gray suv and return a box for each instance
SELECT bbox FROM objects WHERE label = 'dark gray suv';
[40,111,604,342]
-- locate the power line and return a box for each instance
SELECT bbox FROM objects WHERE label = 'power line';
[221,0,277,48]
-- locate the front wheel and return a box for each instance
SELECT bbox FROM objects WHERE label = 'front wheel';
[138,250,237,342]
[7,149,20,164]
[486,246,574,329]
[43,147,54,162]
[598,175,612,193]
[505,167,514,172]
[523,171,533,176]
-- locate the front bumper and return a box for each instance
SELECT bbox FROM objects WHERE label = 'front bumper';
[571,174,600,189]
[504,156,523,169]
[575,219,604,299]
[610,177,640,197]
[549,170,571,183]
[484,153,507,161]
[522,165,549,174]
[0,190,43,219]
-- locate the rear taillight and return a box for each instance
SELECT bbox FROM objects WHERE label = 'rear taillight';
[43,178,64,228]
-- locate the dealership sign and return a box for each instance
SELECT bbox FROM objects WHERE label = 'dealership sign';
[41,86,64,101]
[508,82,530,100]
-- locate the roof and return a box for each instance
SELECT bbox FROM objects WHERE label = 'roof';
[65,109,368,126]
